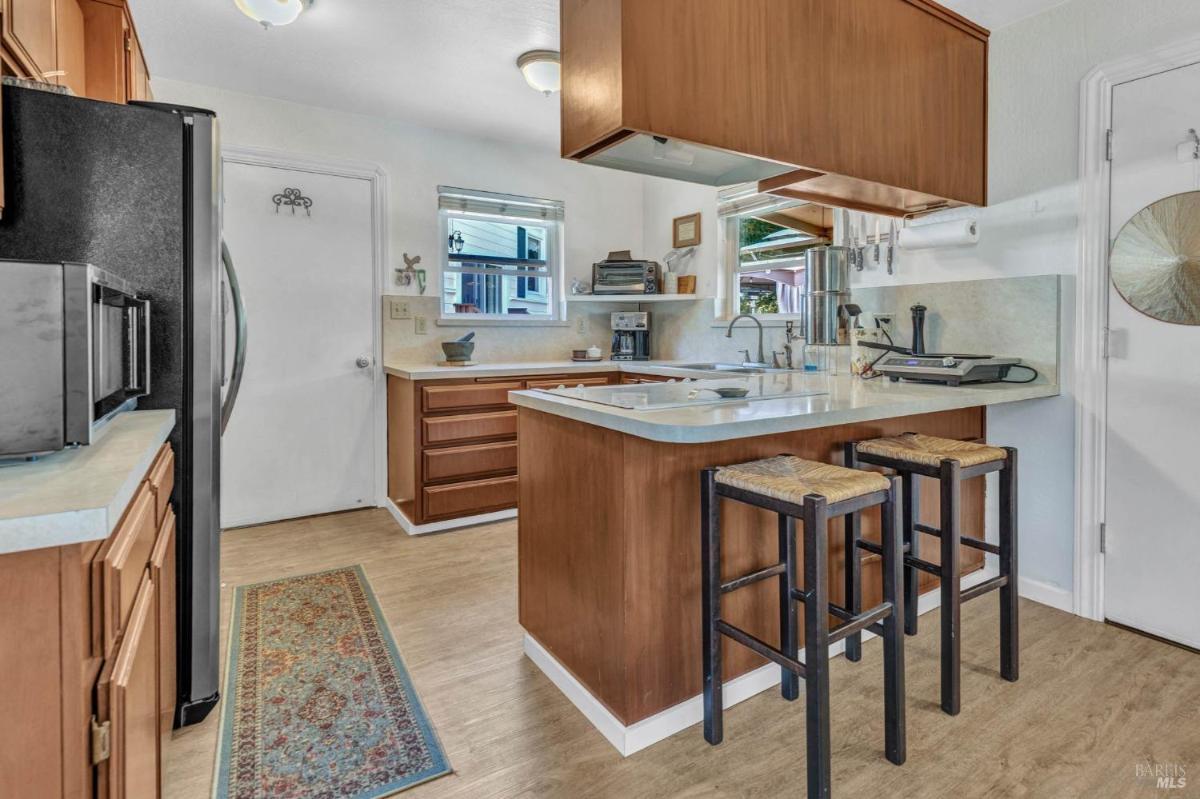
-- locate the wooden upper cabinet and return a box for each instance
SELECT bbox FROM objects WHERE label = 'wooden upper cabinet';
[561,0,989,215]
[2,0,58,80]
[55,0,86,94]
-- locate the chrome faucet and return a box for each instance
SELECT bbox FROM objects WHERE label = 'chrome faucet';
[726,314,766,365]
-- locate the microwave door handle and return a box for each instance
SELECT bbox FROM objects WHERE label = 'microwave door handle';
[140,299,151,395]
[220,240,248,434]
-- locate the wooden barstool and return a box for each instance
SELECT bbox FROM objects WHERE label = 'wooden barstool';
[846,433,1018,716]
[700,456,906,798]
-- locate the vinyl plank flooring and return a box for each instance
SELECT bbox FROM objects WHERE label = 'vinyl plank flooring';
[164,509,1200,799]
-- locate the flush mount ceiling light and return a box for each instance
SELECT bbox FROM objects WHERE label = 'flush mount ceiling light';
[235,0,310,29]
[517,50,561,96]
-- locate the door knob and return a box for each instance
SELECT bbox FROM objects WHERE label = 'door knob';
[356,356,371,369]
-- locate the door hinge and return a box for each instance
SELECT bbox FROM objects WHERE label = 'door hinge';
[1099,522,1107,554]
[90,716,111,765]
[1105,129,1114,162]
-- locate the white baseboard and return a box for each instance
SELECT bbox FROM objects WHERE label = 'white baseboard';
[383,497,517,536]
[1018,575,1074,613]
[525,568,997,757]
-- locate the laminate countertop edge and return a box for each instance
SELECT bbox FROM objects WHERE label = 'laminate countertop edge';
[0,409,176,554]
[508,379,1061,444]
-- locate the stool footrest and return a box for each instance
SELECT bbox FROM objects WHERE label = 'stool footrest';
[961,574,1009,603]
[914,523,1001,556]
[906,556,943,577]
[854,539,911,557]
[716,620,807,678]
[830,604,888,638]
[829,602,893,645]
[721,562,787,594]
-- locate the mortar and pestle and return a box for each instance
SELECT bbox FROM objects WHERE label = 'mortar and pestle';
[440,331,476,366]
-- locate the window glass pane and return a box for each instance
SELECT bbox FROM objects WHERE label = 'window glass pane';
[738,271,805,315]
[444,216,553,317]
[732,205,826,316]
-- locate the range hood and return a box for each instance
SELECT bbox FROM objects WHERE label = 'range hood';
[561,0,990,216]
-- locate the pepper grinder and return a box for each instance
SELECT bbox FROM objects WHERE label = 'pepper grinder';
[910,304,927,356]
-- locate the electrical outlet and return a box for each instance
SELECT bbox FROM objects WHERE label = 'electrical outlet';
[575,316,586,335]
[414,316,427,335]
[390,298,412,320]
[873,313,895,331]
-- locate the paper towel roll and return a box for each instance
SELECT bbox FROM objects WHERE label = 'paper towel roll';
[897,219,979,250]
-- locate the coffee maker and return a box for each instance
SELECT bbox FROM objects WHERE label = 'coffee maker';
[611,311,651,360]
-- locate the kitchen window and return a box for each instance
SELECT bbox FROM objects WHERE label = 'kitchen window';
[719,187,832,319]
[439,187,564,322]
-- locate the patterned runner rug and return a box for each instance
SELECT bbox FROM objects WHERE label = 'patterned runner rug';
[213,566,451,798]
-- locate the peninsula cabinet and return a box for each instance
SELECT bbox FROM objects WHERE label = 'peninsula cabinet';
[0,442,176,799]
[388,371,620,526]
[561,0,989,216]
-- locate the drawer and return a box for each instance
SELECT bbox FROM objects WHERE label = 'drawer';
[422,382,523,412]
[424,441,518,482]
[96,482,158,657]
[148,443,175,526]
[423,410,517,446]
[525,376,611,390]
[423,475,519,519]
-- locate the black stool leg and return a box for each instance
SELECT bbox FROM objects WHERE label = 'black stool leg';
[803,495,832,799]
[901,470,919,636]
[779,513,799,700]
[843,442,863,662]
[700,469,723,744]
[999,447,1020,682]
[881,476,907,765]
[939,459,962,716]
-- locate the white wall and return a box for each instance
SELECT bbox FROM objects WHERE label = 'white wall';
[151,78,647,298]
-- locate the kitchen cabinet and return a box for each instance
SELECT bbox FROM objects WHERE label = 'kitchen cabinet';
[561,0,989,215]
[55,0,86,94]
[389,371,622,525]
[2,0,58,81]
[0,442,175,799]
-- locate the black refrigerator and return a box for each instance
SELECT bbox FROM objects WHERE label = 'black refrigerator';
[0,82,243,726]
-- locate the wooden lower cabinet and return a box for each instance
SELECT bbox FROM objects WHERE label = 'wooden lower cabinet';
[0,442,175,799]
[389,371,621,525]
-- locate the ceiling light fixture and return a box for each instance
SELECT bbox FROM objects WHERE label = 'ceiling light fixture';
[235,0,310,29]
[517,50,561,96]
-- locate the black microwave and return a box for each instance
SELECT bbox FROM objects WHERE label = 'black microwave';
[592,259,659,295]
[0,261,151,458]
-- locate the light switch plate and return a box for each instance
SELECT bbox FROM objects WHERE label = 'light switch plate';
[390,298,412,320]
[575,316,586,335]
[414,316,427,335]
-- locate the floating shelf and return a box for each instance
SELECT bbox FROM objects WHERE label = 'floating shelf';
[567,294,706,303]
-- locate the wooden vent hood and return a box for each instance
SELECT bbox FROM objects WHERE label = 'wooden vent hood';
[561,0,990,217]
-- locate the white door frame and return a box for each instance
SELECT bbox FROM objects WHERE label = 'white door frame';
[1074,35,1200,621]
[221,144,391,513]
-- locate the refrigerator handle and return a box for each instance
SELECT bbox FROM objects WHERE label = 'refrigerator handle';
[220,239,247,434]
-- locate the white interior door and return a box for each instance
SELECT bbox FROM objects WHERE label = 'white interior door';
[1105,62,1200,649]
[221,160,378,528]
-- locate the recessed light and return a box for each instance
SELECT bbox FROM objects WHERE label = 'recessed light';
[517,50,561,96]
[235,0,310,29]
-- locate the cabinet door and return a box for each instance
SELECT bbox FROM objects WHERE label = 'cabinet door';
[95,571,160,799]
[126,28,149,101]
[2,0,58,79]
[149,506,175,735]
[79,0,128,103]
[98,483,157,657]
[55,0,86,94]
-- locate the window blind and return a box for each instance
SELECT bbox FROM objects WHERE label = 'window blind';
[438,186,565,222]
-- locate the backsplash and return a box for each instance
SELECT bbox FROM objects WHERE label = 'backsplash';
[383,275,1062,384]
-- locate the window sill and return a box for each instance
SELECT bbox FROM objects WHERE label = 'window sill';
[436,317,570,328]
[710,314,805,328]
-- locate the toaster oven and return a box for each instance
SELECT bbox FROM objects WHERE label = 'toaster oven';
[592,259,660,295]
[0,261,151,458]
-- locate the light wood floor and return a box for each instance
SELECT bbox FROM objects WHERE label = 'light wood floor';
[165,509,1200,798]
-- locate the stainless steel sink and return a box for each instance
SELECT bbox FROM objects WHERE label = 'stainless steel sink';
[676,363,767,374]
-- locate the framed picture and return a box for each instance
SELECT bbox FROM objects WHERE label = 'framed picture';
[673,212,702,248]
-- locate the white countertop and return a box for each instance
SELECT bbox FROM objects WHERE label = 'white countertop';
[508,374,1059,444]
[385,359,704,381]
[0,410,175,555]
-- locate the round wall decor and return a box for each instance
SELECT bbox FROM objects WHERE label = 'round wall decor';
[1110,190,1200,325]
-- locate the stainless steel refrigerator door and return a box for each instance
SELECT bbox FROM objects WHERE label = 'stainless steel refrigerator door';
[185,110,223,708]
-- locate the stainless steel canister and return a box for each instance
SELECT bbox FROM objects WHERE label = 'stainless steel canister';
[804,246,851,345]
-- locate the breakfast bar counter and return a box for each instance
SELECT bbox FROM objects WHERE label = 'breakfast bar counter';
[508,375,1057,755]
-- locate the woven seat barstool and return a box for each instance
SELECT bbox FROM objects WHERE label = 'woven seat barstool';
[845,433,1018,717]
[700,456,906,799]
